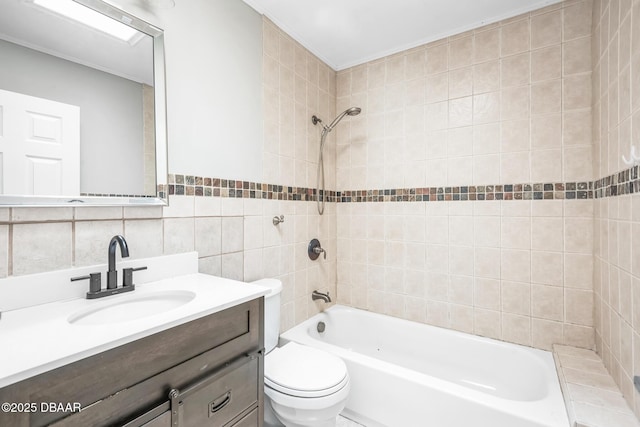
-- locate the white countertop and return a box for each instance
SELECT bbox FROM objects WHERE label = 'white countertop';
[0,273,268,388]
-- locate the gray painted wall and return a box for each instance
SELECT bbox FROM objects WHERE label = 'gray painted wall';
[147,0,264,181]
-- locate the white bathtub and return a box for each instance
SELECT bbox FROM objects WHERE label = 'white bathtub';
[280,305,569,427]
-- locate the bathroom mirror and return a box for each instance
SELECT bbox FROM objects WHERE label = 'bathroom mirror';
[0,0,168,206]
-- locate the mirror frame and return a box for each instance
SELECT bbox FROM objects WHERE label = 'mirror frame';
[0,0,168,207]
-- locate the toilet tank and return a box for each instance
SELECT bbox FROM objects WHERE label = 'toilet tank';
[252,278,282,353]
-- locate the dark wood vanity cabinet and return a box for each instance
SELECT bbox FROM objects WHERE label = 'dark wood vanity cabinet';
[0,298,264,427]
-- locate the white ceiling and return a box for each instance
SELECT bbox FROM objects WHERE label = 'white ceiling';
[242,0,563,70]
[0,0,153,84]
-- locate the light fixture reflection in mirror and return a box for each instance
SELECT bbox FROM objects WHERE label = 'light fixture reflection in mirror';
[0,0,168,206]
[33,0,140,41]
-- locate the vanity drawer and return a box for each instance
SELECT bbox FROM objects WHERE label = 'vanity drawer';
[135,404,259,427]
[123,355,260,427]
[176,355,259,427]
[231,408,259,427]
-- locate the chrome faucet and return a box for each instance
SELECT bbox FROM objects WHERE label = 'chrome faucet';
[312,290,331,303]
[107,235,129,289]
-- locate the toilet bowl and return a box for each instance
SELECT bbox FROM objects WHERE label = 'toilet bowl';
[252,279,350,427]
[264,342,350,427]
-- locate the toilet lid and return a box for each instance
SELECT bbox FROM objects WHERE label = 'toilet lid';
[265,342,348,398]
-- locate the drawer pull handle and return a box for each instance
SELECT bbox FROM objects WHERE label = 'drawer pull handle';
[210,391,231,414]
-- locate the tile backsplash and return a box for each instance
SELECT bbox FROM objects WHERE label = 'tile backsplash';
[0,196,336,333]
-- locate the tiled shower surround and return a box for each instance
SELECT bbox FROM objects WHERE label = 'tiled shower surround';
[592,0,640,416]
[3,0,640,419]
[335,0,597,356]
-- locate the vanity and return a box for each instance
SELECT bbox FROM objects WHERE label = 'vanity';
[0,253,268,427]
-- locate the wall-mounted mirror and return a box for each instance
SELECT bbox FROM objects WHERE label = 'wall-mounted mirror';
[0,0,167,206]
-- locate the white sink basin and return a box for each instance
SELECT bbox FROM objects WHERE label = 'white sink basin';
[67,290,196,325]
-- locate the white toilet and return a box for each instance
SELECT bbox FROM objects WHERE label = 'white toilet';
[253,279,350,427]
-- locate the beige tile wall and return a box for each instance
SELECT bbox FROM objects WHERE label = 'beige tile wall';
[336,1,593,190]
[262,17,338,328]
[338,199,595,350]
[335,0,596,351]
[592,0,640,417]
[262,18,337,190]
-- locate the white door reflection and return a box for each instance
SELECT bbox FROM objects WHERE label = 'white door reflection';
[0,89,79,196]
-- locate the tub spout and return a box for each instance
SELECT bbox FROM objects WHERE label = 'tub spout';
[312,290,331,303]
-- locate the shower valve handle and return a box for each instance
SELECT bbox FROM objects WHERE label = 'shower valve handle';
[308,238,326,260]
[313,246,326,260]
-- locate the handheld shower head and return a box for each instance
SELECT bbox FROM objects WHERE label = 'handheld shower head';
[312,107,361,133]
[325,107,361,131]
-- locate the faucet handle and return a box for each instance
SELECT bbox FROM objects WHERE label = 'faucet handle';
[71,272,102,294]
[313,246,326,259]
[308,238,326,260]
[123,266,147,287]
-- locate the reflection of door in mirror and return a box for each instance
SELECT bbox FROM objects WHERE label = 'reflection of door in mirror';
[0,89,80,196]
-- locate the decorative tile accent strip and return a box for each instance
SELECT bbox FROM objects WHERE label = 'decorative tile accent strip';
[80,192,159,198]
[81,185,168,199]
[593,165,640,198]
[70,166,639,203]
[337,182,593,202]
[167,174,337,202]
[169,174,599,202]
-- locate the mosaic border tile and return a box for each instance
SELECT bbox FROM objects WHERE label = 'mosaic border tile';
[166,174,337,202]
[80,192,159,198]
[168,174,599,203]
[593,165,640,198]
[337,182,593,202]
[168,166,640,203]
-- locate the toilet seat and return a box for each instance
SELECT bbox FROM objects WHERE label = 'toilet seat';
[265,342,348,398]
